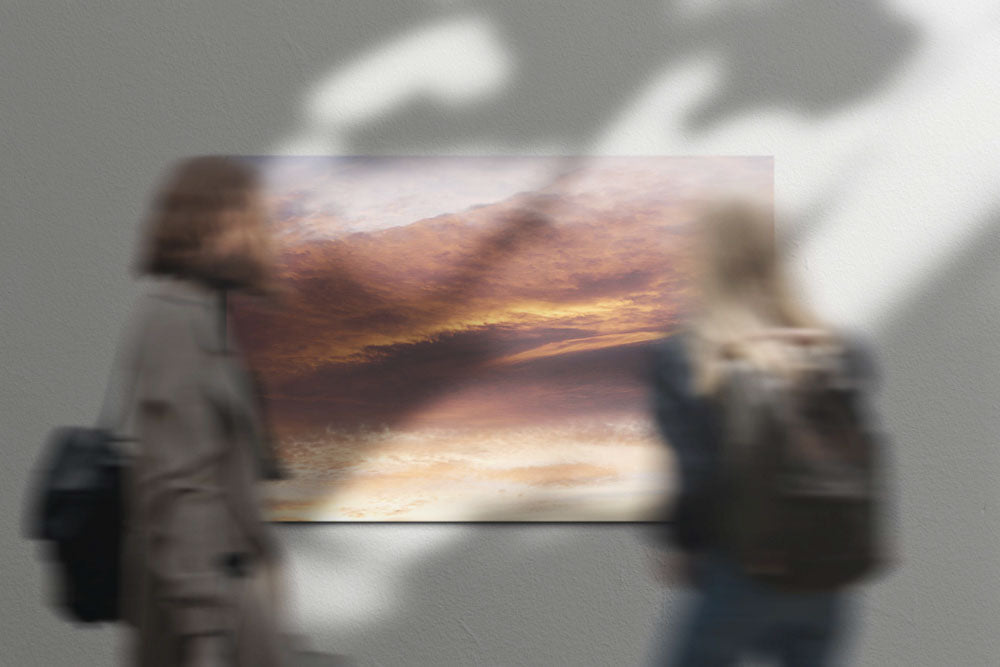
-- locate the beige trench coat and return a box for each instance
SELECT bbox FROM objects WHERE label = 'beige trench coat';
[119,279,285,666]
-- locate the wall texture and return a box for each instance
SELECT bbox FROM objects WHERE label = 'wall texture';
[2,1,998,665]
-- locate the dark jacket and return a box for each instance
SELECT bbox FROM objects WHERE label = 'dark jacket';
[649,332,879,553]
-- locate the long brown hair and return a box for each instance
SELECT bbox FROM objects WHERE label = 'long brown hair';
[686,199,830,394]
[136,156,274,292]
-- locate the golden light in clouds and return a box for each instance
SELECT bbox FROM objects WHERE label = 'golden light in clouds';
[230,156,773,521]
[488,331,668,367]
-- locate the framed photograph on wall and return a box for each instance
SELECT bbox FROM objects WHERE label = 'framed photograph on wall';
[230,155,773,521]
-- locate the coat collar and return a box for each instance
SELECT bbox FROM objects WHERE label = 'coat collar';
[148,278,232,354]
[150,277,220,307]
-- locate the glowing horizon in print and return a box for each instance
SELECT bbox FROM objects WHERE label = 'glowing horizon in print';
[230,156,773,521]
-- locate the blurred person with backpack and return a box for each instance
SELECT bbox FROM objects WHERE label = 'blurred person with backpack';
[647,200,892,666]
[120,156,287,666]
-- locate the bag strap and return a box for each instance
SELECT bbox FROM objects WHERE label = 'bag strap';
[95,320,140,439]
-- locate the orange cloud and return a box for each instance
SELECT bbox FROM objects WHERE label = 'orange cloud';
[230,157,769,435]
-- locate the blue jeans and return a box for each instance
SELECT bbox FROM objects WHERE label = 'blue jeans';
[653,552,848,666]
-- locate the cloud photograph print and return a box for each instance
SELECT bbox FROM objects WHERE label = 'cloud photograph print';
[230,156,772,521]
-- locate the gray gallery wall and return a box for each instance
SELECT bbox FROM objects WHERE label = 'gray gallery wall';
[2,1,998,665]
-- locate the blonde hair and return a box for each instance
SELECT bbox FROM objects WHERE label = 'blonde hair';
[137,156,274,292]
[686,199,830,394]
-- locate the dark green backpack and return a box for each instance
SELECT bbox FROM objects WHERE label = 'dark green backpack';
[716,336,885,591]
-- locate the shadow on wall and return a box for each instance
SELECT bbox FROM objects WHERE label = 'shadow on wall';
[296,0,918,153]
[262,1,928,665]
[283,520,669,666]
[21,0,1000,664]
[277,210,1000,665]
[860,210,1000,667]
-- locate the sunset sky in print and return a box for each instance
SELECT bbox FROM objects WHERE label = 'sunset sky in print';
[230,156,772,521]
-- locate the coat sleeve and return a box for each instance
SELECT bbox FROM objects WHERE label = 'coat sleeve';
[132,305,236,637]
[649,337,718,552]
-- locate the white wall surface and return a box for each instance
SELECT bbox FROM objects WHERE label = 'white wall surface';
[2,1,998,665]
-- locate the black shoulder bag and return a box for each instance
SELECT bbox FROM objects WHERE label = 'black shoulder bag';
[24,347,135,623]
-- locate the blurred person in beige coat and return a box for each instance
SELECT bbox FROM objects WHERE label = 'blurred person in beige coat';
[120,156,287,666]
